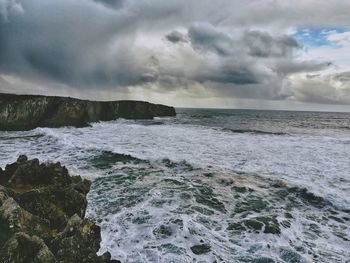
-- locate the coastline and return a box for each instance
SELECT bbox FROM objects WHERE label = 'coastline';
[0,93,176,131]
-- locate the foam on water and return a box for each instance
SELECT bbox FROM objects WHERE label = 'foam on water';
[85,157,349,262]
[2,119,346,208]
[0,110,349,262]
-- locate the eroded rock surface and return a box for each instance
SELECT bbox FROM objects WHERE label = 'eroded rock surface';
[0,155,119,263]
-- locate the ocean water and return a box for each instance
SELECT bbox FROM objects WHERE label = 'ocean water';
[0,108,349,263]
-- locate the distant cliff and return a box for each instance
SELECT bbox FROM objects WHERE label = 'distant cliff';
[0,93,176,130]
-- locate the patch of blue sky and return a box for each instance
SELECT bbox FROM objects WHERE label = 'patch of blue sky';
[293,27,349,49]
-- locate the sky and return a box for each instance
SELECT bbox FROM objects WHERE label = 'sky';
[0,0,350,111]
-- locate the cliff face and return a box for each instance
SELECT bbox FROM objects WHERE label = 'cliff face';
[0,93,176,130]
[0,155,119,263]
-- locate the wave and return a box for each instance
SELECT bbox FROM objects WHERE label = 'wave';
[86,164,349,263]
[221,128,288,135]
[3,120,349,211]
[0,134,44,140]
[87,151,144,169]
[140,121,164,126]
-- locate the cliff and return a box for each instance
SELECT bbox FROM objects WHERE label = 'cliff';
[0,155,119,263]
[0,93,176,131]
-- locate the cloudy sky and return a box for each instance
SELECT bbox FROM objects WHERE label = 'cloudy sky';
[1,0,350,111]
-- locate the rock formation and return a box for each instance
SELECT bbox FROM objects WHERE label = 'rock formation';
[0,155,119,263]
[0,93,176,130]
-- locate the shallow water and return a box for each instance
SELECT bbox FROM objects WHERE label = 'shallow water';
[0,109,349,262]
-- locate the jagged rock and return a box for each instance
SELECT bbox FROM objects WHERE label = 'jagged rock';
[15,185,89,230]
[0,155,116,262]
[0,232,56,263]
[0,185,9,206]
[51,214,113,263]
[0,93,176,131]
[0,197,51,240]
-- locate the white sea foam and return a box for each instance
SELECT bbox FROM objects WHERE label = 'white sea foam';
[3,120,346,208]
[0,119,349,208]
[86,168,349,262]
[0,118,349,262]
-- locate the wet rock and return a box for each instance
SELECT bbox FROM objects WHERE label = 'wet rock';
[0,155,116,262]
[0,93,176,131]
[190,244,211,255]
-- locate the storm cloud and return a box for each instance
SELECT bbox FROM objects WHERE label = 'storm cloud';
[243,31,300,58]
[166,30,187,43]
[0,0,350,109]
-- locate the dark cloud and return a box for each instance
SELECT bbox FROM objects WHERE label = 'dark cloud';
[166,30,187,43]
[187,24,301,60]
[243,30,300,58]
[192,64,259,85]
[272,61,332,75]
[93,0,124,9]
[0,0,349,107]
[188,23,234,56]
[0,0,167,89]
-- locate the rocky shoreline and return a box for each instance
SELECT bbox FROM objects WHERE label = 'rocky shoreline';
[0,155,119,263]
[0,93,176,131]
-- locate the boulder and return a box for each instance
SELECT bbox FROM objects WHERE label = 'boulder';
[0,155,117,262]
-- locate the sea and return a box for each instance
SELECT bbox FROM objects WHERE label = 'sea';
[0,108,349,263]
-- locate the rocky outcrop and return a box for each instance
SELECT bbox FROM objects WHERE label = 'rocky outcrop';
[0,93,176,130]
[0,155,119,263]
